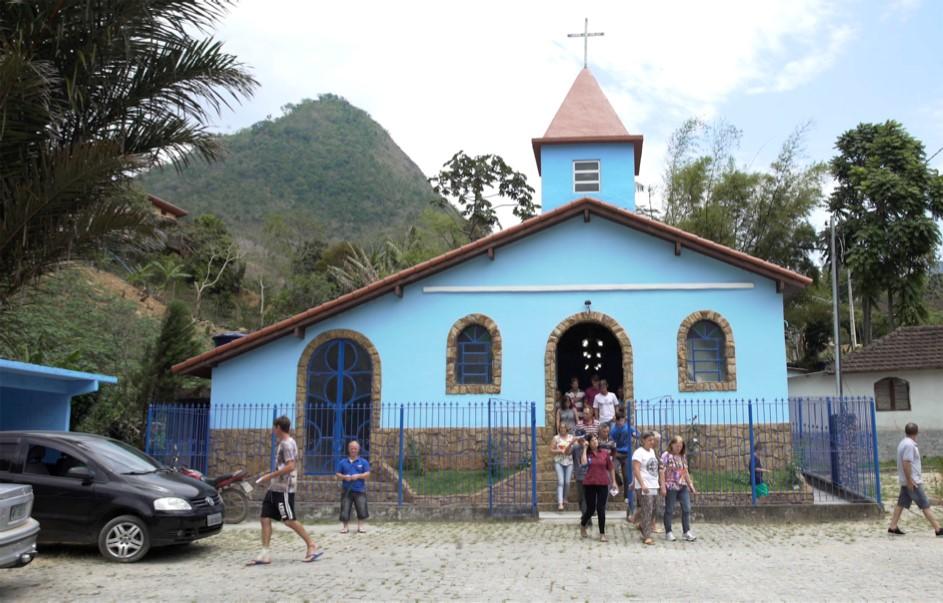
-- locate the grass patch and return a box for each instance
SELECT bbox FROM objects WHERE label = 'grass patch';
[689,468,800,493]
[403,467,525,496]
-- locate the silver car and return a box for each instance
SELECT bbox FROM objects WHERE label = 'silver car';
[0,484,39,568]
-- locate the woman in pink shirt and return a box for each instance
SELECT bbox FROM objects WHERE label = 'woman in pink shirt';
[579,433,616,542]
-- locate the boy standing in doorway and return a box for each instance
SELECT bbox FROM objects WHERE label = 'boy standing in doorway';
[248,415,324,565]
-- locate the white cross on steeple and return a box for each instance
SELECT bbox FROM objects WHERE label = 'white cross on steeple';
[567,18,604,69]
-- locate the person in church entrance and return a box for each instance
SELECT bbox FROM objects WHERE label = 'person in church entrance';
[550,422,576,511]
[584,375,601,416]
[593,379,618,426]
[576,405,599,438]
[609,411,636,516]
[556,396,578,436]
[579,433,616,542]
[564,377,585,420]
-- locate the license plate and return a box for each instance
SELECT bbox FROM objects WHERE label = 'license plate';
[207,513,222,527]
[9,503,27,522]
[239,481,253,494]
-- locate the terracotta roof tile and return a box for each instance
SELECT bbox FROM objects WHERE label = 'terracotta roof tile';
[531,69,643,175]
[542,69,629,138]
[840,325,943,373]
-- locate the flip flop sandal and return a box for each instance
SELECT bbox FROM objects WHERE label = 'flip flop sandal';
[302,550,324,563]
[340,529,349,534]
[246,559,271,566]
[356,529,367,534]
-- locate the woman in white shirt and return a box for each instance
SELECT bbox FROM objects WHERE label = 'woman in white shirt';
[549,422,576,511]
[632,431,661,545]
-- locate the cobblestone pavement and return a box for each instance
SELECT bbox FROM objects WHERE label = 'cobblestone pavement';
[2,508,941,601]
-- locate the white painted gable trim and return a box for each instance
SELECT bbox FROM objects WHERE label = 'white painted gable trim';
[422,282,755,294]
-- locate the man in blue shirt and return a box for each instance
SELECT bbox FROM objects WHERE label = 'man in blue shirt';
[609,411,637,519]
[335,440,371,534]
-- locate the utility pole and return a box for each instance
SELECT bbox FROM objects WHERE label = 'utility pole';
[830,216,843,398]
[847,270,857,349]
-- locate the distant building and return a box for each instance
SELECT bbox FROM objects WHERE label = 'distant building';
[789,325,943,457]
[0,359,117,431]
[147,194,188,221]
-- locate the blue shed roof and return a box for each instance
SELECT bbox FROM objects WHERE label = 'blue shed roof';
[0,358,117,396]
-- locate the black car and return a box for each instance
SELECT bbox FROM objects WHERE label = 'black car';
[0,431,223,562]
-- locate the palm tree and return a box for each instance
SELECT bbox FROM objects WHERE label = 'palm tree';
[0,0,257,306]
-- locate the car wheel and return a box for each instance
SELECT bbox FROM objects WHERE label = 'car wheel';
[221,488,249,524]
[98,515,150,563]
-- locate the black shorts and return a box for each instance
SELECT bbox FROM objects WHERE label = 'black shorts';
[340,490,369,522]
[261,490,296,522]
[897,485,930,510]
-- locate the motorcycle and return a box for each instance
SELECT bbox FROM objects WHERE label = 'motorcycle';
[168,448,253,524]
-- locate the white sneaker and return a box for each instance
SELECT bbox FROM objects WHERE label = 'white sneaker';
[665,532,676,542]
[683,531,697,542]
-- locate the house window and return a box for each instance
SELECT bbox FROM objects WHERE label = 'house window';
[573,160,600,193]
[446,314,502,394]
[456,325,492,385]
[686,320,726,383]
[874,377,910,411]
[677,310,737,392]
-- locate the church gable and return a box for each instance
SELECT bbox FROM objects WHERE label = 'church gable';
[421,213,771,292]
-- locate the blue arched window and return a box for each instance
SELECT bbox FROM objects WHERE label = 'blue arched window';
[456,325,493,385]
[685,320,726,383]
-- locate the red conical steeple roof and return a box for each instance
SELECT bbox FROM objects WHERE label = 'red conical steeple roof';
[543,68,629,138]
[532,69,643,175]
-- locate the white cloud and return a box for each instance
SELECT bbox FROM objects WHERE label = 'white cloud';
[210,0,855,226]
[749,25,855,94]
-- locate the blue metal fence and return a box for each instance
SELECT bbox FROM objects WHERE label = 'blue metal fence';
[145,400,538,515]
[628,397,881,507]
[145,396,882,513]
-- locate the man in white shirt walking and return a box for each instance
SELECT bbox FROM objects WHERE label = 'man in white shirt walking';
[887,422,942,537]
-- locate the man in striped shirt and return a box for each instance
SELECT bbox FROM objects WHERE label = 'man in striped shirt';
[249,415,324,565]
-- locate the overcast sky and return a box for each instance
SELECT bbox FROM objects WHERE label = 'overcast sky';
[208,0,943,229]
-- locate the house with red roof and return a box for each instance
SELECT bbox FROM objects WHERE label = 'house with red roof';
[173,69,810,476]
[789,325,943,457]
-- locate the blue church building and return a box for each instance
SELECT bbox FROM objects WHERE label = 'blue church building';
[174,69,810,468]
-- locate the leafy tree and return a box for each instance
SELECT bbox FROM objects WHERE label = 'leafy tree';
[138,301,200,406]
[661,119,824,276]
[829,121,943,342]
[0,0,256,307]
[181,214,246,318]
[430,151,537,240]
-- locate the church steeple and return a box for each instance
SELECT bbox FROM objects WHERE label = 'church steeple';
[532,69,643,213]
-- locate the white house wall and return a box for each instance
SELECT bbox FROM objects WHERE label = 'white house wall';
[788,368,943,457]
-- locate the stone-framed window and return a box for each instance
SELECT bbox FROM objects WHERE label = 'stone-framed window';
[446,314,501,394]
[677,310,736,392]
[874,377,910,411]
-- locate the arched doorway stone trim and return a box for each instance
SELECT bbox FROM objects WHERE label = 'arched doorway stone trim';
[544,312,633,425]
[295,329,382,472]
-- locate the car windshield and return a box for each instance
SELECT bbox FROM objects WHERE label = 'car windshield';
[79,438,163,474]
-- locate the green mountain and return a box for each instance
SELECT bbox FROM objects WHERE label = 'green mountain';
[138,94,439,242]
